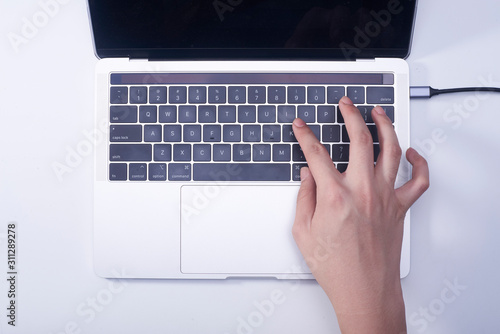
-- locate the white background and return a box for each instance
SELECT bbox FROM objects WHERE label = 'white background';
[1,0,500,333]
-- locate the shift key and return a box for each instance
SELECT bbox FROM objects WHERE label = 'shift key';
[110,144,152,161]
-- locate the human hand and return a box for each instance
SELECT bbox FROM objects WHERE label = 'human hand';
[292,96,429,333]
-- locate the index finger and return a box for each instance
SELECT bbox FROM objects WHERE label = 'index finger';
[339,97,375,177]
[292,117,339,184]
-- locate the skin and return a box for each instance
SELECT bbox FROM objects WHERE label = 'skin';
[292,96,430,333]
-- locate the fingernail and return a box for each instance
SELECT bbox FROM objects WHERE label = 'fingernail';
[293,118,306,128]
[340,96,353,105]
[375,105,386,115]
[300,167,310,181]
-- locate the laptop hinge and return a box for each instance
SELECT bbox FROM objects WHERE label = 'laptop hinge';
[356,58,376,62]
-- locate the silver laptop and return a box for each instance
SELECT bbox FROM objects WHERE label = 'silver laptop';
[89,0,417,279]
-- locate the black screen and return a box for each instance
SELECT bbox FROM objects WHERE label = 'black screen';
[88,0,416,60]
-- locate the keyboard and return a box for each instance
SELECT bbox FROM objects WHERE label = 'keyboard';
[108,73,395,182]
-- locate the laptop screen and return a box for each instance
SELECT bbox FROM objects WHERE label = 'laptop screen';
[88,0,416,60]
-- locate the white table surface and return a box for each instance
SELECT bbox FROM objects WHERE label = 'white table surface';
[1,1,500,333]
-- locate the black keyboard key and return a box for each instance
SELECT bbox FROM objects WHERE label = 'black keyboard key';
[218,106,237,123]
[268,86,286,104]
[228,86,246,104]
[381,106,395,123]
[258,106,276,123]
[282,125,297,142]
[368,125,379,143]
[238,106,257,123]
[307,86,325,104]
[164,125,182,142]
[183,125,202,142]
[347,86,365,104]
[253,144,271,162]
[169,86,187,104]
[139,106,157,123]
[292,164,308,181]
[248,86,266,104]
[168,163,191,181]
[149,86,167,104]
[189,86,207,104]
[193,144,211,161]
[337,107,345,124]
[109,163,127,181]
[110,87,128,104]
[208,86,226,104]
[154,144,171,161]
[110,106,137,123]
[242,125,261,142]
[173,144,191,161]
[110,125,142,142]
[332,144,349,162]
[309,125,321,141]
[278,106,296,123]
[233,144,251,161]
[129,163,147,181]
[273,144,291,162]
[317,106,336,123]
[213,144,231,161]
[337,163,348,173]
[198,106,216,123]
[193,163,290,181]
[358,105,374,123]
[110,144,152,161]
[178,106,196,123]
[292,144,306,162]
[144,125,162,142]
[374,144,380,161]
[203,125,221,142]
[341,125,349,142]
[288,86,306,104]
[149,163,167,181]
[297,105,315,123]
[327,86,345,104]
[341,125,378,143]
[159,106,177,123]
[322,125,340,142]
[367,87,394,104]
[223,125,241,142]
[129,87,147,104]
[263,125,281,142]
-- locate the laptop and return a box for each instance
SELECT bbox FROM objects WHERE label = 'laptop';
[88,0,417,279]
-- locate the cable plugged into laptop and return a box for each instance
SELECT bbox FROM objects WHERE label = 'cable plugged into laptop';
[410,86,500,99]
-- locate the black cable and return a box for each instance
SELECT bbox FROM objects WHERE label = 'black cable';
[410,86,500,99]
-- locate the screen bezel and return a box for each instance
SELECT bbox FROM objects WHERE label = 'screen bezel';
[87,0,417,61]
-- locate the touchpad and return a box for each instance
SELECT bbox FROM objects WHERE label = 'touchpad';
[180,185,310,275]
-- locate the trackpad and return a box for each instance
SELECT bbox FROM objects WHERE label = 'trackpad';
[180,185,310,275]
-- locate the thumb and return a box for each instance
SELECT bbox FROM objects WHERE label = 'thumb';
[293,167,317,237]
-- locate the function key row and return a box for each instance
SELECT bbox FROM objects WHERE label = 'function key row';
[110,105,395,124]
[110,86,394,105]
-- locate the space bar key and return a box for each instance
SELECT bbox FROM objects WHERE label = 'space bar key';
[193,163,291,181]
